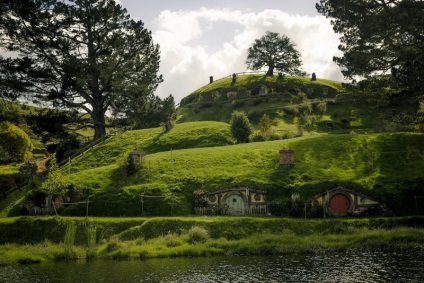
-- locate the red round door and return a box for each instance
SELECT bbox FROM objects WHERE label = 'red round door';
[329,193,350,215]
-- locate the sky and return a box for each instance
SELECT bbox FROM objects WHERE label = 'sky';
[116,0,344,104]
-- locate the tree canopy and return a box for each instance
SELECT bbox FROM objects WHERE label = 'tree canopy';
[245,31,304,76]
[0,0,163,140]
[316,0,424,92]
[0,121,33,163]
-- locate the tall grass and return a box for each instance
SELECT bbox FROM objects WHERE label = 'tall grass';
[64,222,76,260]
[85,222,97,258]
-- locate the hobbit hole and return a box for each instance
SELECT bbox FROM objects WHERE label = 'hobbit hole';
[307,186,380,217]
[194,188,268,215]
[322,87,328,95]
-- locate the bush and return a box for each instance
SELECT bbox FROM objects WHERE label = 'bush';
[289,193,304,217]
[297,92,308,103]
[269,199,291,216]
[247,110,263,123]
[259,114,275,133]
[252,98,263,106]
[315,101,327,114]
[230,111,252,143]
[0,121,33,163]
[251,131,267,142]
[187,226,209,244]
[298,102,313,115]
[268,132,280,141]
[282,105,299,116]
[232,100,245,108]
[281,131,295,139]
[55,135,81,163]
[308,203,325,218]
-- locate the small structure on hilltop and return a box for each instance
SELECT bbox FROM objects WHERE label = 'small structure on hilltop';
[306,186,380,217]
[194,188,268,216]
[279,148,295,167]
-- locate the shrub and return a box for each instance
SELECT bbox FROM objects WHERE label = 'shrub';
[247,110,263,123]
[269,199,291,216]
[232,100,245,108]
[230,111,252,143]
[259,114,273,133]
[0,121,33,163]
[298,102,313,115]
[268,132,280,141]
[187,226,209,244]
[308,203,325,218]
[252,98,263,106]
[282,105,299,116]
[315,101,327,114]
[281,131,295,139]
[55,135,81,163]
[297,92,308,103]
[290,193,305,217]
[251,131,267,142]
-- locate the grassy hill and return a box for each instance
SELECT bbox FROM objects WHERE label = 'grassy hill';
[1,74,423,218]
[177,74,419,136]
[3,126,420,217]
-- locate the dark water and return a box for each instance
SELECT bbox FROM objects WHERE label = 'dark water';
[1,252,424,283]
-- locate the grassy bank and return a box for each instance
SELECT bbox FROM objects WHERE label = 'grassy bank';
[0,216,423,265]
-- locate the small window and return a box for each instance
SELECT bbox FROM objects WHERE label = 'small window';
[233,198,237,203]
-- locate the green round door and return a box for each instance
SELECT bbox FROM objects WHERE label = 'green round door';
[224,194,246,215]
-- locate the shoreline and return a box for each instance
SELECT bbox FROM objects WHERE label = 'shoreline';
[0,216,423,265]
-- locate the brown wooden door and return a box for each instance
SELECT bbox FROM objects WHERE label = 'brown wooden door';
[329,194,350,215]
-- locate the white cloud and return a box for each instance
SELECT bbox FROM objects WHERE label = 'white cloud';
[152,8,343,103]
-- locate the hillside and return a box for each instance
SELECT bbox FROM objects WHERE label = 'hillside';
[3,126,422,217]
[1,74,423,218]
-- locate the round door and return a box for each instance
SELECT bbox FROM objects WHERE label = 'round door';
[329,193,350,215]
[224,194,246,215]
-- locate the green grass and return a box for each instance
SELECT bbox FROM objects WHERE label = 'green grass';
[64,121,233,172]
[189,74,344,97]
[3,122,424,217]
[0,216,422,265]
[0,164,21,175]
[54,131,424,216]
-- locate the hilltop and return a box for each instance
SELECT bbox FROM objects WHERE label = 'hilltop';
[177,74,418,136]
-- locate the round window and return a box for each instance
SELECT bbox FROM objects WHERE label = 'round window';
[233,198,237,202]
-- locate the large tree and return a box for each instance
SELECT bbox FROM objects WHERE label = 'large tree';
[0,0,163,140]
[316,0,424,92]
[245,31,304,76]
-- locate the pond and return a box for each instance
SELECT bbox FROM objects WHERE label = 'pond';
[1,251,423,282]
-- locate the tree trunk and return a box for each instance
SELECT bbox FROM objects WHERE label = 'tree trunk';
[266,63,274,76]
[92,109,106,140]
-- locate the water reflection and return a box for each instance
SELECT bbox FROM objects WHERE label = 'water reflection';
[1,252,423,283]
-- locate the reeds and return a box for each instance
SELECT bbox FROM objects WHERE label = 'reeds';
[64,222,76,260]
